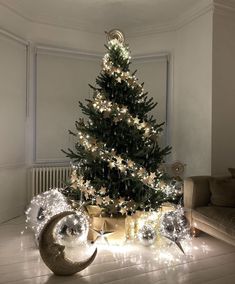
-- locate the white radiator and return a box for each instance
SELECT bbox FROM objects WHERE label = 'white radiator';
[31,166,71,197]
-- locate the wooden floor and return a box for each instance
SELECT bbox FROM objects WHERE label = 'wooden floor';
[0,216,235,284]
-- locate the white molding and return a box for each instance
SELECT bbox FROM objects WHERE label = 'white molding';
[0,203,25,223]
[126,0,214,37]
[36,45,102,61]
[214,1,235,17]
[133,52,169,63]
[175,0,214,30]
[0,0,214,38]
[0,27,28,45]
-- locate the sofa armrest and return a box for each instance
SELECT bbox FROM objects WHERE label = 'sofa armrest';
[184,176,211,209]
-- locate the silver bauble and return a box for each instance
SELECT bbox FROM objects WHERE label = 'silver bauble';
[55,211,89,247]
[25,189,71,241]
[138,224,157,246]
[160,210,188,241]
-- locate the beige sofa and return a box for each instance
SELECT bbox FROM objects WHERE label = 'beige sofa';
[184,176,235,246]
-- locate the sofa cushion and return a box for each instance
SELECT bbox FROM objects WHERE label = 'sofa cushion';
[228,168,235,178]
[209,178,235,207]
[193,206,235,237]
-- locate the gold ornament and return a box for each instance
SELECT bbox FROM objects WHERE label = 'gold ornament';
[106,29,125,43]
[171,161,185,177]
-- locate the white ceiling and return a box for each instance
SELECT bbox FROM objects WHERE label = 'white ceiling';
[0,0,204,36]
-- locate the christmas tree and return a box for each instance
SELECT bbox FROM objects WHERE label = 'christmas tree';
[63,30,177,215]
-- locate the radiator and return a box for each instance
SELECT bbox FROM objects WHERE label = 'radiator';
[31,166,71,197]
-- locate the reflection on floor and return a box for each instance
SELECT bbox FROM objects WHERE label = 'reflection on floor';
[0,216,235,284]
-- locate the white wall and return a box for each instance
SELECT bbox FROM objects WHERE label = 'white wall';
[0,33,27,222]
[174,11,213,176]
[212,7,235,175]
[130,11,213,177]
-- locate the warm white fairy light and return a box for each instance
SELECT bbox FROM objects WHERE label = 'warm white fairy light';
[76,130,161,187]
[68,133,179,214]
[102,40,143,93]
[91,91,160,142]
[25,189,72,241]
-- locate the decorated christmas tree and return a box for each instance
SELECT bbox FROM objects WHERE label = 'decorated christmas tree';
[63,30,178,215]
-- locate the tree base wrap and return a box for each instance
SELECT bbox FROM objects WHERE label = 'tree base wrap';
[86,205,103,217]
[87,203,177,245]
[88,216,126,245]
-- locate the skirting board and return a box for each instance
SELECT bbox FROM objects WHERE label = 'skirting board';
[0,204,26,224]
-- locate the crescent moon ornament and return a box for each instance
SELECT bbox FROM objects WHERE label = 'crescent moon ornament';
[106,29,125,43]
[39,211,97,276]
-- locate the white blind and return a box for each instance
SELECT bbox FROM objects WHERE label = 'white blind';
[132,56,168,146]
[36,52,100,162]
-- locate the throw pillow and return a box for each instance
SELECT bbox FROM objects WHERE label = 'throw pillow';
[210,178,235,207]
[228,168,235,178]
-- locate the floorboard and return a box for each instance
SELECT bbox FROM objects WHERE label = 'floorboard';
[0,217,235,284]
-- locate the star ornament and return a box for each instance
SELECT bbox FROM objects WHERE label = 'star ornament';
[96,196,103,205]
[138,167,145,176]
[133,117,140,124]
[109,161,115,169]
[91,220,114,244]
[104,195,111,203]
[116,156,123,165]
[127,160,134,168]
[99,186,107,195]
[150,172,157,180]
[88,188,96,196]
[120,207,127,215]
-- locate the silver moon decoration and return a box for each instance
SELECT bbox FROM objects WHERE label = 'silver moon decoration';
[39,211,97,276]
[106,29,125,43]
